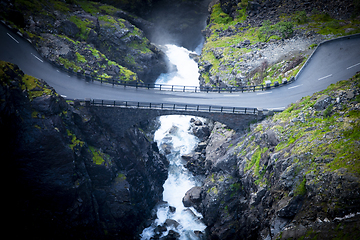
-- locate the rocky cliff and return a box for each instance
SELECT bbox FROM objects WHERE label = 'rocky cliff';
[0,0,168,83]
[1,60,169,239]
[183,73,360,239]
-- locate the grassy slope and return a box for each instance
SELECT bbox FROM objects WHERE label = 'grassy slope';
[200,2,360,87]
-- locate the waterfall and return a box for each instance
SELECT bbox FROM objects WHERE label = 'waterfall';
[140,44,206,239]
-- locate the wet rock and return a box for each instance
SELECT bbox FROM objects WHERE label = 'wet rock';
[162,230,180,240]
[169,206,176,213]
[183,187,202,207]
[181,154,194,161]
[164,219,180,229]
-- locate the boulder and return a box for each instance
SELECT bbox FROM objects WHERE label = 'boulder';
[313,95,332,110]
[58,20,79,38]
[182,187,202,207]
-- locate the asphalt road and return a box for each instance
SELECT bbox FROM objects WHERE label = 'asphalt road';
[1,23,360,110]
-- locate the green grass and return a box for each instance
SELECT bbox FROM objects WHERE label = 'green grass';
[294,177,307,196]
[69,15,92,41]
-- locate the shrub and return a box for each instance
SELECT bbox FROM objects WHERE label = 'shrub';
[293,11,307,24]
[258,21,293,42]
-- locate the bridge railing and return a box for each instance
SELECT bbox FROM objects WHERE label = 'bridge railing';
[83,99,260,115]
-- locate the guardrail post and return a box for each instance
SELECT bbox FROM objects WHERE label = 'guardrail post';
[195,87,197,93]
[85,98,90,107]
[245,108,247,114]
[185,105,187,111]
[233,107,235,113]
[148,84,150,89]
[183,86,186,92]
[136,82,138,89]
[125,101,127,107]
[197,105,199,111]
[221,107,223,112]
[161,103,163,109]
[101,100,103,106]
[209,106,211,112]
[173,104,176,110]
[114,101,116,106]
[149,103,151,108]
[160,85,162,91]
[138,102,140,108]
[124,82,126,88]
[172,86,174,91]
[241,86,244,93]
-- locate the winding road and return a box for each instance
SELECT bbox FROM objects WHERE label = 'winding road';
[1,23,360,110]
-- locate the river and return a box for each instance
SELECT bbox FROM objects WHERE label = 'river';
[140,43,207,239]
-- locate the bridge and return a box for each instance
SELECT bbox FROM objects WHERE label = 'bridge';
[1,22,360,132]
[74,99,267,136]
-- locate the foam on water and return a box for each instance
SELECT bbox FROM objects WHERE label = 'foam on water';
[140,44,206,239]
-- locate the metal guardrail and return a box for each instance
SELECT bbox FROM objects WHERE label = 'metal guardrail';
[2,20,360,94]
[74,99,260,115]
[60,65,294,93]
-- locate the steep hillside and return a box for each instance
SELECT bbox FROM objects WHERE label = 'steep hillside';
[184,72,360,239]
[0,0,168,83]
[1,60,169,239]
[199,0,360,88]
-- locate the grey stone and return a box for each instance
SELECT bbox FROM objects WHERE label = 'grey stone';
[313,95,332,110]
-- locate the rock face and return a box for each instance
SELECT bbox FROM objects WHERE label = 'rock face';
[183,74,360,239]
[1,61,168,239]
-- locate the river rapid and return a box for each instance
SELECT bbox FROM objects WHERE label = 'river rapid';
[140,43,207,239]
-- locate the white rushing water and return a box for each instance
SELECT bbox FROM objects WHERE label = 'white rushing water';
[155,44,200,87]
[140,44,206,239]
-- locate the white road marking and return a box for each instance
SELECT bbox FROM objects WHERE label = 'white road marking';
[60,95,67,98]
[31,53,43,62]
[56,70,60,72]
[347,62,360,69]
[257,91,272,95]
[288,84,303,89]
[7,32,19,43]
[318,74,332,81]
[223,94,240,97]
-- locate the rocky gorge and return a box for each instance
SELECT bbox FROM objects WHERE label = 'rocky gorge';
[1,0,360,239]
